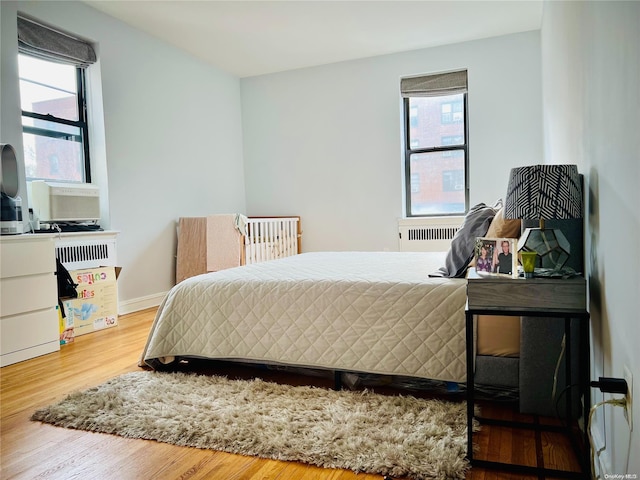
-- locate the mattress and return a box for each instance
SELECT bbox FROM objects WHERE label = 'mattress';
[141,251,468,382]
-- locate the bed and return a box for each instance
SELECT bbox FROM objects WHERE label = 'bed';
[142,202,583,416]
[141,251,469,383]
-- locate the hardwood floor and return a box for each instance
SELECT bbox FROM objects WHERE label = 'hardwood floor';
[0,308,582,479]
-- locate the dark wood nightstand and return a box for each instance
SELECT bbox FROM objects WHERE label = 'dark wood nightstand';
[465,268,590,478]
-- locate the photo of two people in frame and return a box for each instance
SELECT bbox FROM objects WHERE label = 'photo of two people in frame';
[474,237,518,278]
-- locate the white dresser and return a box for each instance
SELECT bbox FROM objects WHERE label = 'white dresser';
[0,234,59,367]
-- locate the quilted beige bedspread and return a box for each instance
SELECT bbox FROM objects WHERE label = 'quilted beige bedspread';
[141,252,468,382]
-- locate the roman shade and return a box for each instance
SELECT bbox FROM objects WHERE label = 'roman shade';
[17,16,96,67]
[401,70,468,98]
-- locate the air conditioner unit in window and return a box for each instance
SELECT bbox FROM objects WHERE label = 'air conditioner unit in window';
[31,181,100,223]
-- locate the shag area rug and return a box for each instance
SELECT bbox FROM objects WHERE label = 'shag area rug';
[32,371,472,479]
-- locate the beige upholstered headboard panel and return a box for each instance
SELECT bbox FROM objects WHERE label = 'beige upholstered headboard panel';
[477,315,520,357]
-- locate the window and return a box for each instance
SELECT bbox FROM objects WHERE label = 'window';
[19,54,89,182]
[401,70,468,216]
[440,99,463,124]
[17,16,96,183]
[441,135,464,157]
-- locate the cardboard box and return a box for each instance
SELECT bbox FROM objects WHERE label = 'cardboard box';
[63,266,120,337]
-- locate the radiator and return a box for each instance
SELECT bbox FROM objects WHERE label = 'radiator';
[244,217,301,265]
[398,217,463,252]
[55,233,118,270]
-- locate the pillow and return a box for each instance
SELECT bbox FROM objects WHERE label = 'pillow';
[485,207,521,238]
[429,202,499,278]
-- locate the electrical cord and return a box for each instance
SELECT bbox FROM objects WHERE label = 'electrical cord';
[554,382,579,424]
[588,398,626,479]
[552,333,567,402]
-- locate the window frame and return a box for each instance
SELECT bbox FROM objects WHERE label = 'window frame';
[19,54,92,183]
[402,93,469,217]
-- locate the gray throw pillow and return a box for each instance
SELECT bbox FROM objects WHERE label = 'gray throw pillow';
[429,203,498,278]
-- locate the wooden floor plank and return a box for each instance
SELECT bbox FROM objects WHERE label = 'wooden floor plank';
[1,307,581,480]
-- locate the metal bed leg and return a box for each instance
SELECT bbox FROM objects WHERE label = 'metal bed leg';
[334,371,342,390]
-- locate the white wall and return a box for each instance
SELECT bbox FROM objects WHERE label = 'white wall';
[241,31,542,252]
[541,0,639,475]
[1,1,246,311]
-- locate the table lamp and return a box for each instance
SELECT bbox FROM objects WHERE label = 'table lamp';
[504,164,583,272]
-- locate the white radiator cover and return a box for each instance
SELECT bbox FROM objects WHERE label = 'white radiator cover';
[55,231,118,270]
[398,217,463,252]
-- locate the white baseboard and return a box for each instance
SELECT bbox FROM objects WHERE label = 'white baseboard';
[118,292,167,315]
[590,420,611,477]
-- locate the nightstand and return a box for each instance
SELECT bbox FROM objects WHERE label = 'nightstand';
[465,268,590,478]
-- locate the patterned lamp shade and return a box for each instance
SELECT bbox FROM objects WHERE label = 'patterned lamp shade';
[504,164,583,222]
[504,165,583,272]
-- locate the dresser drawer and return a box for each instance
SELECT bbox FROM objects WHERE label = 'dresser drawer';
[0,237,55,278]
[0,273,57,317]
[1,308,59,356]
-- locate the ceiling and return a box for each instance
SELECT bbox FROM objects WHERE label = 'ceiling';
[85,1,543,78]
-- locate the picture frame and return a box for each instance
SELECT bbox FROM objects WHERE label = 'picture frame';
[473,237,518,279]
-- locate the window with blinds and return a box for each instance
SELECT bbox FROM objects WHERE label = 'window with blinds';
[401,70,469,217]
[17,16,96,183]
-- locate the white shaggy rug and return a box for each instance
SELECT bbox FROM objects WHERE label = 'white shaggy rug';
[32,371,472,479]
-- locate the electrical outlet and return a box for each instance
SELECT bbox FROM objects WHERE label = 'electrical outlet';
[624,365,633,431]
